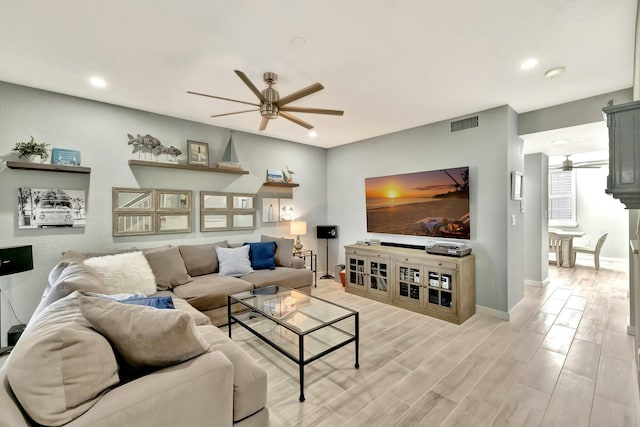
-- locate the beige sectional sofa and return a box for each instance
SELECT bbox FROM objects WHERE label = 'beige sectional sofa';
[0,235,313,426]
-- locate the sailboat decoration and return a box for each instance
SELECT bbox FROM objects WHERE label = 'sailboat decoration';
[216,131,244,170]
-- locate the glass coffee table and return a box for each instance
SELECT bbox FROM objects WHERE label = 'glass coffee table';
[228,285,359,402]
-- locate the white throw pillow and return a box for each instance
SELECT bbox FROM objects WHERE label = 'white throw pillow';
[83,251,156,296]
[215,245,254,277]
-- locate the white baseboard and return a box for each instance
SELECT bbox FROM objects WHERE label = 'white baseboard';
[524,277,550,288]
[476,304,509,320]
[574,253,627,264]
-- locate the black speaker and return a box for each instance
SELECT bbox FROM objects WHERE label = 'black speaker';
[316,225,338,239]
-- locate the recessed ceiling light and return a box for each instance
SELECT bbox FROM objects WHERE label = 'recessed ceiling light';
[308,130,317,138]
[544,67,566,79]
[89,76,107,88]
[520,58,538,70]
[552,139,568,145]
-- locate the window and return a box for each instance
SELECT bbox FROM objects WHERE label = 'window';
[548,169,576,227]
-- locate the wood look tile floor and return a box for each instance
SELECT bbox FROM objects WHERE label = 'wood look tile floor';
[230,261,640,427]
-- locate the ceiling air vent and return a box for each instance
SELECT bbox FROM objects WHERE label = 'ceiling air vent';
[450,116,479,133]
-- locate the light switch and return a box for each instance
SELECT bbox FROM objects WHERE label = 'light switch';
[511,214,516,226]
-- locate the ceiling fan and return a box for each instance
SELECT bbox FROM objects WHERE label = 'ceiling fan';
[188,70,344,131]
[551,155,608,171]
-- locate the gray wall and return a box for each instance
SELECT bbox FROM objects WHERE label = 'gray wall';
[518,88,632,135]
[507,107,525,310]
[524,153,549,284]
[0,82,327,346]
[326,105,522,315]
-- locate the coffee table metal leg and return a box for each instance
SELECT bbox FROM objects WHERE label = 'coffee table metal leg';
[355,312,360,369]
[227,297,232,338]
[299,336,305,402]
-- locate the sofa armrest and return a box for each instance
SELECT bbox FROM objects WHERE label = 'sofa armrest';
[291,257,305,269]
[66,351,233,427]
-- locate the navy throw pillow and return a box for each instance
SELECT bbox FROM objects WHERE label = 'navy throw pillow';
[243,241,277,270]
[121,295,175,309]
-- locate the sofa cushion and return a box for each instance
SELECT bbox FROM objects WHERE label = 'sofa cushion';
[216,245,254,277]
[198,325,268,422]
[6,292,120,427]
[261,234,294,267]
[83,251,157,296]
[172,275,253,311]
[79,296,210,369]
[179,241,228,276]
[33,261,108,318]
[241,267,313,290]
[243,241,277,270]
[144,246,192,290]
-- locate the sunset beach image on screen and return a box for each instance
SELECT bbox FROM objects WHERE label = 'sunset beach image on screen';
[365,166,470,239]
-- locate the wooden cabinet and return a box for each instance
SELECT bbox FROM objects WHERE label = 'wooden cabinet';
[603,100,640,208]
[345,247,392,302]
[345,245,475,324]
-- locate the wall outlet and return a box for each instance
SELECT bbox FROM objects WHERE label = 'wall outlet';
[511,214,516,226]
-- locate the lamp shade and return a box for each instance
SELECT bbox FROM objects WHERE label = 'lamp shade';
[290,221,307,236]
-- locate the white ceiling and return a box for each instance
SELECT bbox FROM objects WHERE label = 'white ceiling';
[0,1,636,149]
[522,121,609,165]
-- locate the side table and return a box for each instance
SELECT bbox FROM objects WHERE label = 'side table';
[294,249,317,287]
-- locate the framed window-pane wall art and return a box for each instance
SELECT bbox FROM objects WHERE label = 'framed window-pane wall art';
[200,191,256,232]
[112,187,192,236]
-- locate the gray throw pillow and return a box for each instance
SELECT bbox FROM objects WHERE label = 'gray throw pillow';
[179,241,228,276]
[144,246,192,290]
[79,296,210,369]
[261,234,294,267]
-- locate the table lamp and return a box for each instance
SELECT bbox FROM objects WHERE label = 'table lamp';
[290,221,308,252]
[1,245,33,355]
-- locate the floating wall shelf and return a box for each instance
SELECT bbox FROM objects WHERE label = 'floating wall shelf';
[6,161,91,174]
[262,182,300,188]
[128,160,249,175]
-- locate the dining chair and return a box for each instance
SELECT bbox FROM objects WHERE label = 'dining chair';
[548,232,562,267]
[572,232,608,270]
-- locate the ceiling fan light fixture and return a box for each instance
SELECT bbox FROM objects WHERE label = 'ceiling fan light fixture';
[308,130,317,138]
[260,103,279,119]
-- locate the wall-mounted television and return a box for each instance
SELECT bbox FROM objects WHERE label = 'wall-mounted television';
[365,166,470,239]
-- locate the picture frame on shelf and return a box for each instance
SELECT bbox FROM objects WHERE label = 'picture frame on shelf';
[187,140,209,167]
[266,169,285,183]
[51,148,81,166]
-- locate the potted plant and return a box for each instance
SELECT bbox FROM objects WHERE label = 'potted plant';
[12,136,50,162]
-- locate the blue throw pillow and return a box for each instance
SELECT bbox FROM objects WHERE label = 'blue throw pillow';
[243,241,277,270]
[121,295,175,309]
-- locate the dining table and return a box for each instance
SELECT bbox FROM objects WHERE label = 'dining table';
[549,229,585,268]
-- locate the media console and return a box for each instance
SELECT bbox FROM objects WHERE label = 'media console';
[344,244,475,324]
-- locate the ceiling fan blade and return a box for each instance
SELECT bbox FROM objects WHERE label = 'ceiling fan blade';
[280,106,344,116]
[259,117,269,131]
[280,111,314,130]
[234,70,266,103]
[276,83,324,107]
[210,109,260,118]
[187,91,259,107]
